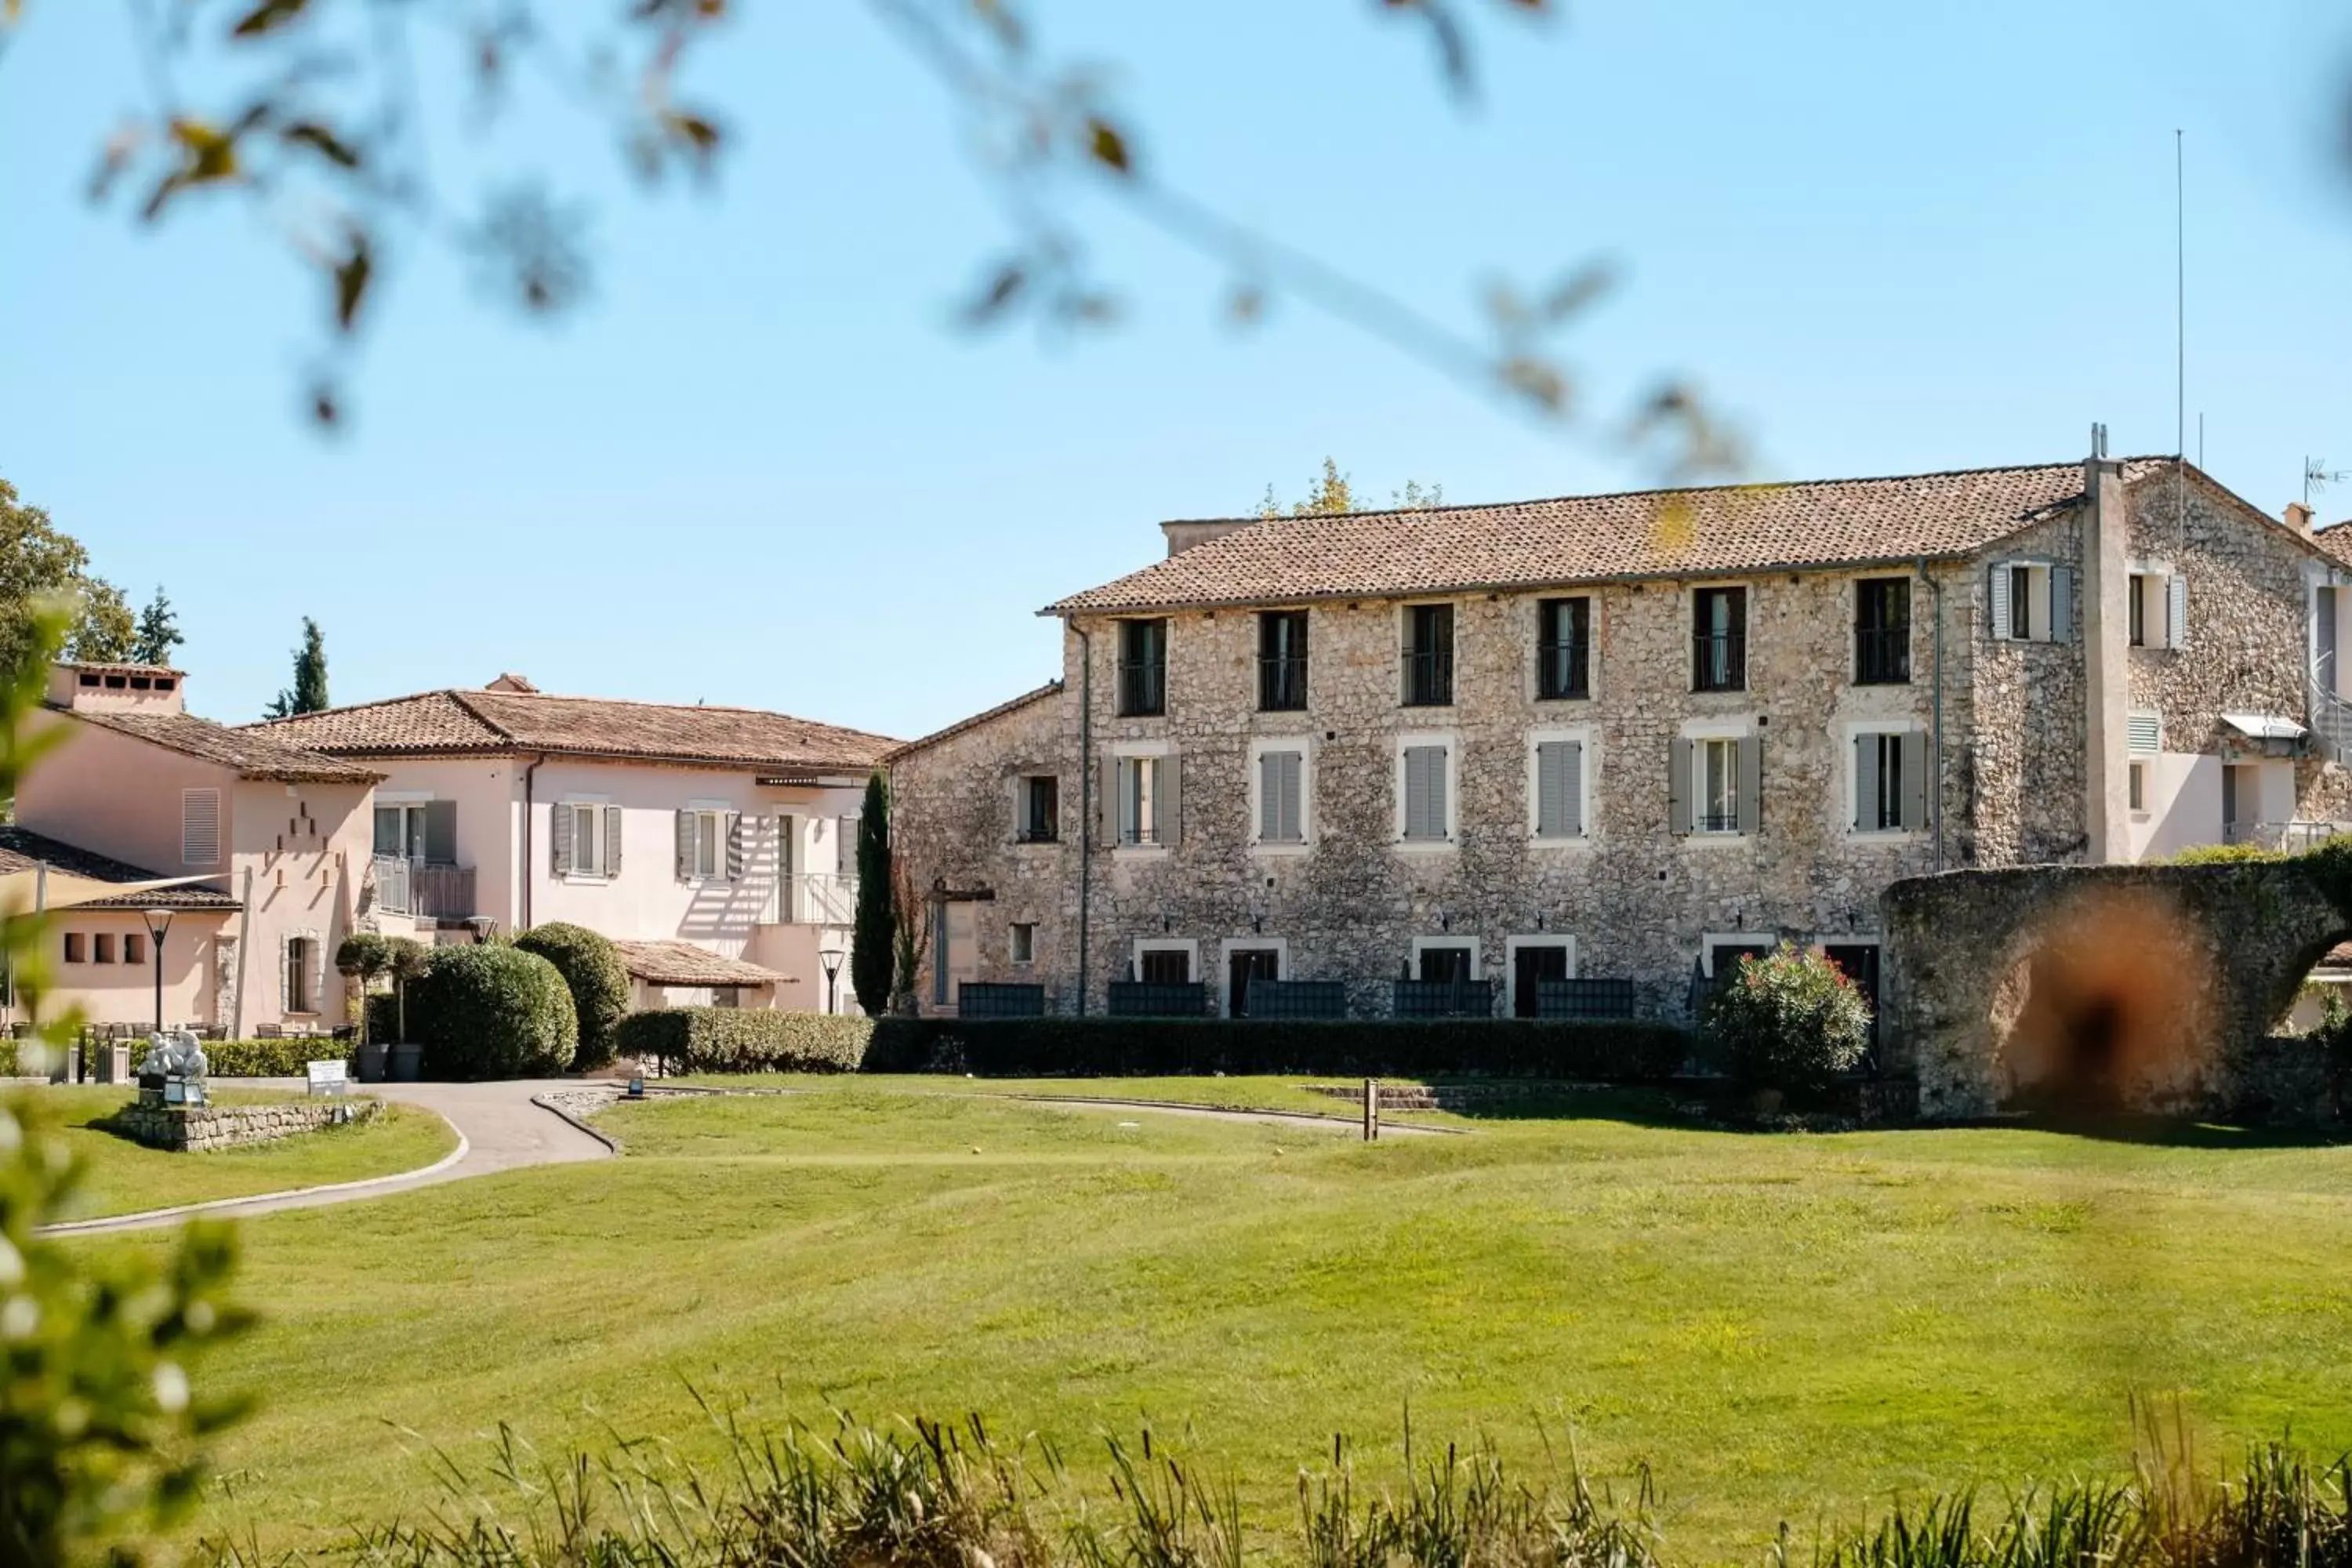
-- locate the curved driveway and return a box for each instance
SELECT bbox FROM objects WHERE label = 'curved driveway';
[41,1079,612,1236]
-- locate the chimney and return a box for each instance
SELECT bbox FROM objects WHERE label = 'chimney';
[485,672,539,693]
[2081,449,2129,863]
[46,662,186,715]
[2286,502,2314,535]
[1159,519,1258,558]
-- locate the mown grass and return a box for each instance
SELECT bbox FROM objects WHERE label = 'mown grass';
[87,1083,2352,1563]
[29,1085,459,1219]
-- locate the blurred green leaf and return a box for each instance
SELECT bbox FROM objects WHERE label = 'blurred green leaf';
[1085,117,1131,175]
[282,121,361,169]
[229,0,312,39]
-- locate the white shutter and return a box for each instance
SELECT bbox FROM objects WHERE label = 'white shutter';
[1282,752,1304,841]
[1987,565,2012,641]
[1559,741,1584,837]
[1161,754,1181,846]
[1402,748,1431,840]
[1854,734,1878,831]
[1259,752,1281,841]
[675,811,695,880]
[1736,735,1763,834]
[2166,574,2188,649]
[1428,746,1449,838]
[311,935,328,1018]
[725,813,745,881]
[837,817,858,876]
[1535,743,1567,837]
[1116,758,1138,844]
[2127,712,2161,753]
[1668,739,1693,834]
[278,936,292,1015]
[2048,567,2073,644]
[604,805,624,879]
[552,804,575,876]
[1900,731,1929,832]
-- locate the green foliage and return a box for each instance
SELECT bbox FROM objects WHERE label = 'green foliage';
[860,1016,1692,1081]
[205,1037,358,1077]
[132,586,183,666]
[1257,458,1443,517]
[2168,842,2284,865]
[262,615,328,717]
[851,771,895,1016]
[1702,942,1872,1099]
[615,1008,872,1074]
[513,924,630,1069]
[0,474,144,671]
[408,945,577,1080]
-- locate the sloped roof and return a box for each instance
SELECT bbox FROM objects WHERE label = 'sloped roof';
[57,707,380,784]
[0,826,238,909]
[2314,522,2352,570]
[252,686,896,774]
[612,938,795,989]
[1043,459,2175,615]
[887,681,1064,762]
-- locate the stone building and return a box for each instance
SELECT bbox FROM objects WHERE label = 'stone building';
[889,450,2352,1024]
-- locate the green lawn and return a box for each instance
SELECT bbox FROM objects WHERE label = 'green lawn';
[26,1086,459,1220]
[78,1083,2352,1563]
[670,1069,1595,1123]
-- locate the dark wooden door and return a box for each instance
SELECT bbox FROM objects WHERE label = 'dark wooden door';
[1227,947,1280,1017]
[1512,944,1569,1018]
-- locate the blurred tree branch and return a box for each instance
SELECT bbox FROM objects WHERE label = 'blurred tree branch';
[1,0,1740,478]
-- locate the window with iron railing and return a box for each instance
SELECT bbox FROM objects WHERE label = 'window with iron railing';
[1403,603,1455,706]
[1117,619,1167,717]
[1258,610,1308,711]
[1692,586,1747,692]
[1017,775,1059,843]
[1853,578,1911,684]
[1537,597,1591,700]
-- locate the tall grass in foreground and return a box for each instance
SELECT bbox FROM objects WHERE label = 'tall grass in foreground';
[200,1404,2352,1568]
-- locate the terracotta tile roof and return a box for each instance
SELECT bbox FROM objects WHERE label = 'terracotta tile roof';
[2314,523,2352,570]
[2316,940,2352,971]
[251,686,897,774]
[57,706,381,784]
[1043,458,2177,615]
[612,938,796,989]
[887,681,1063,762]
[0,826,238,909]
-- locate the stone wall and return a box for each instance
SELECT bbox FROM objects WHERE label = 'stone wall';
[1882,859,2352,1120]
[107,1096,380,1152]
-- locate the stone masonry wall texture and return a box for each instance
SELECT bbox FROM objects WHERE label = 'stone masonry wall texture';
[111,1097,379,1152]
[891,460,2352,1040]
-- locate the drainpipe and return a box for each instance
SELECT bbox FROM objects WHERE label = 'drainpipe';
[521,753,546,931]
[1918,557,1945,873]
[1074,622,1093,1018]
[230,866,252,1039]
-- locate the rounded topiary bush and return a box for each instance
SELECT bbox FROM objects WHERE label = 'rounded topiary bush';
[1702,942,1871,1101]
[408,944,578,1080]
[514,922,630,1068]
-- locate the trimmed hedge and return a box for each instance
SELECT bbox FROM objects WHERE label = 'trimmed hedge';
[408,945,578,1080]
[858,1017,1693,1082]
[617,1009,871,1074]
[205,1038,357,1077]
[514,924,631,1069]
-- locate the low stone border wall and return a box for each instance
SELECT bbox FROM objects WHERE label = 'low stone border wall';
[107,1098,381,1152]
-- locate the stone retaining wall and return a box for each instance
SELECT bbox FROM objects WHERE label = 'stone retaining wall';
[107,1098,381,1152]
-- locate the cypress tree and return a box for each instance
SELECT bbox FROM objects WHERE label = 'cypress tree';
[850,771,896,1014]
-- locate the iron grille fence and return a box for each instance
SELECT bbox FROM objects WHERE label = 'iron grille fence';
[957,983,1047,1018]
[1853,626,1911,684]
[1537,637,1590,700]
[1403,649,1454,706]
[1258,655,1309,711]
[1392,978,1494,1019]
[1117,659,1166,717]
[1243,979,1347,1020]
[1534,978,1637,1021]
[1106,981,1210,1018]
[1692,630,1746,691]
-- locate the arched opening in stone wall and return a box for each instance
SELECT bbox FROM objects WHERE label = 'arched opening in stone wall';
[1989,888,2217,1114]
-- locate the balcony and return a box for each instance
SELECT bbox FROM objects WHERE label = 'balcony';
[1692,630,1746,692]
[1854,626,1911,685]
[372,856,477,920]
[1403,648,1454,707]
[1258,654,1308,712]
[1116,659,1166,717]
[1537,637,1589,700]
[789,872,858,925]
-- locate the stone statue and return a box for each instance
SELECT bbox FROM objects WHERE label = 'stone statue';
[139,1029,209,1106]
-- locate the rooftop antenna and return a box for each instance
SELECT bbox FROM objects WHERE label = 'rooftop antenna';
[2174,129,2187,535]
[2307,458,2350,508]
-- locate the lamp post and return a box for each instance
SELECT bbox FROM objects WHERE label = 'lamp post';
[140,906,173,1032]
[817,946,846,1015]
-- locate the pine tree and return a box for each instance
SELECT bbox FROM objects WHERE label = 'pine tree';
[265,617,329,717]
[132,586,183,666]
[850,771,897,1015]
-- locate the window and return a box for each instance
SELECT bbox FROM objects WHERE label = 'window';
[372,800,452,862]
[837,816,858,875]
[286,935,318,1014]
[2129,570,2187,650]
[1258,611,1308,711]
[63,933,85,964]
[1116,755,1166,846]
[1018,775,1059,843]
[1417,946,1474,983]
[676,808,735,881]
[1854,579,1911,684]
[1011,922,1036,964]
[93,933,115,964]
[1987,561,2070,643]
[2129,760,2146,813]
[1403,604,1454,706]
[125,931,145,966]
[695,812,720,878]
[1692,587,1747,691]
[1704,935,1773,978]
[2129,573,2147,646]
[556,800,622,878]
[1530,735,1587,840]
[1117,619,1167,717]
[2223,763,2257,841]
[1507,937,1575,1019]
[1138,946,1192,983]
[1399,741,1452,843]
[1674,732,1759,836]
[1537,597,1591,700]
[1254,747,1306,844]
[1852,729,1926,833]
[181,788,220,866]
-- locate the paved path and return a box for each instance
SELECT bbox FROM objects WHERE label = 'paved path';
[42,1080,612,1236]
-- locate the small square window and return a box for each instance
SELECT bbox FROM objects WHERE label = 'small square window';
[93,933,115,964]
[125,932,146,965]
[63,933,85,964]
[2129,760,2147,813]
[1018,776,1059,843]
[1011,923,1036,964]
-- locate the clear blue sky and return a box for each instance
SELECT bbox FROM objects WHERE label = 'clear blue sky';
[4,0,2350,739]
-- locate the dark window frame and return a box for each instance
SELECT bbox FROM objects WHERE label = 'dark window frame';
[1691,586,1748,693]
[1403,603,1456,707]
[1017,775,1060,844]
[1258,610,1309,712]
[1116,619,1168,717]
[1537,597,1592,701]
[1853,577,1911,685]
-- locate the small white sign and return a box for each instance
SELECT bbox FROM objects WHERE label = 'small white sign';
[307,1058,348,1098]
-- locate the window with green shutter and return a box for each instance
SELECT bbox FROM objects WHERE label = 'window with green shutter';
[1401,744,1449,840]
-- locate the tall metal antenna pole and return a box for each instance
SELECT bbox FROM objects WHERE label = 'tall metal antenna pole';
[2176,129,2186,461]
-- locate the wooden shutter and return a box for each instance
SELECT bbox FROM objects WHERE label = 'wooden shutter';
[1900,731,1929,831]
[1737,734,1762,834]
[2049,566,2073,643]
[1259,752,1281,840]
[1987,564,2012,640]
[1428,746,1449,838]
[1402,747,1429,839]
[1280,752,1304,841]
[312,935,328,1018]
[2166,574,2188,649]
[837,817,858,876]
[725,813,745,880]
[1668,739,1693,834]
[675,811,695,880]
[552,804,575,875]
[1534,742,1567,837]
[604,805,624,878]
[278,936,292,1015]
[1853,734,1878,831]
[1161,754,1181,845]
[1559,740,1583,836]
[424,800,457,864]
[1104,752,1123,843]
